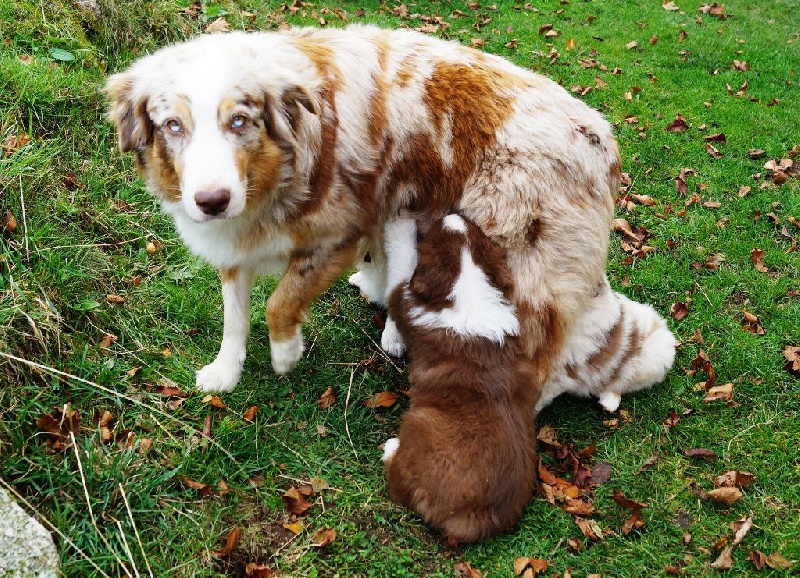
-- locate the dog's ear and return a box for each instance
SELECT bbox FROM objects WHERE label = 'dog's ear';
[465,220,513,298]
[263,85,316,141]
[105,73,154,153]
[409,222,463,309]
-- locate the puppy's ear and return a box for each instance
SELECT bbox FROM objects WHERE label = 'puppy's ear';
[263,85,317,141]
[409,222,462,308]
[465,220,513,298]
[105,73,154,153]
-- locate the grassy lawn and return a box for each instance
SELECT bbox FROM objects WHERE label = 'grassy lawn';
[1,0,798,576]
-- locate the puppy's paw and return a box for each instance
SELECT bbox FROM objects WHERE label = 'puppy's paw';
[382,437,400,462]
[196,359,242,393]
[381,318,406,357]
[270,328,304,375]
[349,270,386,304]
[598,390,621,412]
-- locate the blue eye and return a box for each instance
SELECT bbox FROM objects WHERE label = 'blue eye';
[231,115,247,129]
[166,119,182,133]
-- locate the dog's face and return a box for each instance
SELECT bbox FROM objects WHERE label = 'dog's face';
[105,37,315,223]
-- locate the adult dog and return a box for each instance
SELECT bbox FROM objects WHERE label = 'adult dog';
[106,25,620,395]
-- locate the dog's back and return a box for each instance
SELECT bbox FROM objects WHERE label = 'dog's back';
[383,215,537,543]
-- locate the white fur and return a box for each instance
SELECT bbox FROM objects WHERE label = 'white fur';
[442,214,468,233]
[378,218,418,356]
[382,437,400,462]
[269,326,305,375]
[410,246,520,344]
[196,268,255,392]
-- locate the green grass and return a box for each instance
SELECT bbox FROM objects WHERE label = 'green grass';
[1,0,798,576]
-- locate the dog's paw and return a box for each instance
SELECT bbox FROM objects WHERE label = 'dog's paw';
[196,359,242,393]
[349,270,385,304]
[381,318,406,357]
[598,390,621,412]
[270,328,304,375]
[382,437,400,462]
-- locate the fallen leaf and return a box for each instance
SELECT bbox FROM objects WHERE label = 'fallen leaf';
[750,248,768,272]
[703,382,733,402]
[667,115,690,132]
[245,563,277,577]
[97,410,114,443]
[202,395,227,409]
[574,516,603,541]
[684,448,718,460]
[537,424,561,447]
[625,40,639,50]
[99,333,118,349]
[765,552,793,570]
[662,1,680,10]
[311,527,337,547]
[612,488,649,510]
[181,476,212,497]
[706,486,743,505]
[732,59,749,71]
[282,521,304,535]
[364,391,397,409]
[783,345,800,377]
[711,546,734,570]
[705,142,723,159]
[514,557,548,576]
[212,526,240,557]
[454,561,483,578]
[243,405,258,422]
[622,508,645,535]
[741,309,764,335]
[317,386,336,409]
[670,301,689,321]
[216,478,231,497]
[282,486,313,516]
[637,454,659,473]
[205,16,229,33]
[703,132,726,142]
[747,550,767,570]
[36,405,83,451]
[700,3,728,18]
[590,462,612,485]
[106,294,125,304]
[748,149,766,158]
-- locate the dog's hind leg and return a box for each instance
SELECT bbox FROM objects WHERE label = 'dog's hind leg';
[196,266,255,392]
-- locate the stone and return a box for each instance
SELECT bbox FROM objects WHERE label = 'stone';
[0,486,59,578]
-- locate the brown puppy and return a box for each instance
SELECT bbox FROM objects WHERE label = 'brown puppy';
[381,215,537,543]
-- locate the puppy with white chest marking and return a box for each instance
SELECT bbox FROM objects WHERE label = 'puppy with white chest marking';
[381,215,538,544]
[106,24,622,397]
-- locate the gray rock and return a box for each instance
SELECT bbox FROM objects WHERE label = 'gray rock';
[0,486,60,578]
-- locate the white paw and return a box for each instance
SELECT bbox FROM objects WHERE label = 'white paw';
[196,359,242,393]
[349,269,386,304]
[598,390,621,412]
[380,318,406,357]
[270,328,304,375]
[382,437,400,462]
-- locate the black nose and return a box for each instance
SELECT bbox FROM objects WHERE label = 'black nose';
[195,189,231,216]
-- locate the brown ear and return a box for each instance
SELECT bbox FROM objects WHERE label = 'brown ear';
[409,221,462,308]
[105,73,153,153]
[465,219,513,298]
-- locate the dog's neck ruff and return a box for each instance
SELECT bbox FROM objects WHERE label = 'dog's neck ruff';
[409,246,519,344]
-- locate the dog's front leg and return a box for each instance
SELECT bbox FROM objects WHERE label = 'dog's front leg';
[266,239,359,374]
[196,267,255,392]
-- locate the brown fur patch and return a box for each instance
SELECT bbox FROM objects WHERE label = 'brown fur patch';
[587,305,625,370]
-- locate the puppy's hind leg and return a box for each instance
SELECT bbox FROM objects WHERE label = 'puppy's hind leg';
[196,267,255,392]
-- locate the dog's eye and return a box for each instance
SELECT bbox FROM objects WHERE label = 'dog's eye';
[231,115,248,130]
[165,119,183,134]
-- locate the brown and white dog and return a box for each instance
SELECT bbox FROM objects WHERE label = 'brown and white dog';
[105,25,620,395]
[381,214,538,543]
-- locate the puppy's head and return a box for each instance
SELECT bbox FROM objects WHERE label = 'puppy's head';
[105,33,317,223]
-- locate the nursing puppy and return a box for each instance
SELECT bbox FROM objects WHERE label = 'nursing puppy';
[105,25,620,395]
[381,215,537,544]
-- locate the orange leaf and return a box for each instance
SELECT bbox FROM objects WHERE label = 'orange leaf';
[282,486,313,515]
[243,405,259,422]
[211,526,240,557]
[202,395,227,409]
[364,391,397,409]
[282,521,304,535]
[317,386,336,409]
[311,527,337,547]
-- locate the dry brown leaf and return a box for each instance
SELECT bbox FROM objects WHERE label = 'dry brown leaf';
[636,453,659,474]
[243,405,258,422]
[181,476,212,497]
[667,115,690,132]
[783,345,800,377]
[454,561,483,578]
[741,309,764,335]
[612,488,649,510]
[106,294,125,304]
[245,563,277,577]
[574,516,603,541]
[703,132,726,142]
[621,508,645,535]
[205,16,230,33]
[317,386,336,409]
[99,333,118,349]
[747,550,767,570]
[537,424,561,447]
[715,470,755,489]
[765,552,793,570]
[706,486,743,505]
[202,395,227,409]
[684,448,718,460]
[732,59,749,71]
[662,1,680,10]
[711,546,734,570]
[625,40,639,50]
[590,462,612,485]
[750,248,768,272]
[670,301,689,321]
[212,526,240,558]
[703,382,733,402]
[705,142,724,159]
[514,557,548,576]
[311,527,337,547]
[630,194,656,206]
[282,486,313,516]
[364,390,397,408]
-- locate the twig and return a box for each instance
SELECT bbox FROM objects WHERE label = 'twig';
[37,236,148,252]
[0,478,112,578]
[120,482,154,578]
[18,174,30,259]
[343,365,359,460]
[71,432,132,577]
[115,519,140,578]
